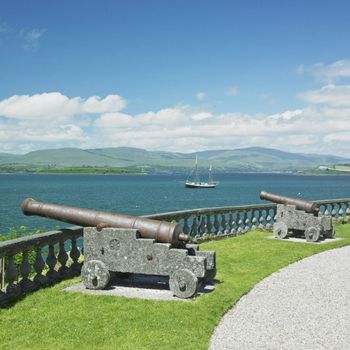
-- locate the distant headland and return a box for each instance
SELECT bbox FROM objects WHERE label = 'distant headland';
[0,146,349,174]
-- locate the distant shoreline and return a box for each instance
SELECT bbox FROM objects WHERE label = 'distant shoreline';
[0,167,146,175]
[1,169,349,176]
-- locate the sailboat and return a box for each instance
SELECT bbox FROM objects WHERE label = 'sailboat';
[185,156,218,188]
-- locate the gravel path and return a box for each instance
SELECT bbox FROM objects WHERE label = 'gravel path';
[210,246,350,350]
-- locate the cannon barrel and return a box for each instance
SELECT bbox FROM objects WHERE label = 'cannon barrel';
[21,198,188,245]
[260,190,319,214]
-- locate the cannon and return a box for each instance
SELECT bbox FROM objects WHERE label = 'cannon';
[260,191,335,242]
[22,198,216,298]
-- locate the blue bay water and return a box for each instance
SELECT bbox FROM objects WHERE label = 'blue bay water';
[1,173,350,235]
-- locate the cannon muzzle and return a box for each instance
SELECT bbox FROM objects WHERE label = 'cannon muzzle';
[21,198,189,245]
[260,190,319,214]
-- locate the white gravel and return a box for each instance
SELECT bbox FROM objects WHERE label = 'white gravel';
[210,246,350,350]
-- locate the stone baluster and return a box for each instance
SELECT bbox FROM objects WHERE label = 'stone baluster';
[197,215,206,235]
[319,205,325,215]
[206,214,213,233]
[219,213,226,234]
[33,247,48,287]
[251,210,257,229]
[258,210,265,228]
[271,208,277,224]
[266,210,272,229]
[19,250,35,292]
[237,211,243,233]
[183,216,190,235]
[227,212,235,234]
[244,210,250,230]
[324,206,330,216]
[191,215,199,237]
[58,239,69,278]
[5,255,21,297]
[69,237,82,276]
[330,204,336,218]
[213,214,220,235]
[46,243,59,282]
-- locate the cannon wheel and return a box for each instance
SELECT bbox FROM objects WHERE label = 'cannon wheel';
[305,226,321,242]
[273,222,288,239]
[82,260,111,290]
[169,269,198,299]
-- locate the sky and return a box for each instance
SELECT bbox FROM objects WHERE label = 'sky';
[0,0,350,156]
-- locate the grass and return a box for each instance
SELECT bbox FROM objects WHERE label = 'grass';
[1,224,350,350]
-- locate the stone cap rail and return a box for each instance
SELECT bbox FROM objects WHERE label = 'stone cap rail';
[0,226,83,257]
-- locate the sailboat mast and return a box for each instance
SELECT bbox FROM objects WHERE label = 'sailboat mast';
[208,164,213,184]
[195,155,199,183]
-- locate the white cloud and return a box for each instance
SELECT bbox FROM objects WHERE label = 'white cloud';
[196,92,207,101]
[94,112,136,128]
[298,85,350,106]
[19,28,47,50]
[227,86,239,96]
[298,60,350,83]
[0,92,126,121]
[323,132,350,143]
[82,95,127,113]
[0,90,350,157]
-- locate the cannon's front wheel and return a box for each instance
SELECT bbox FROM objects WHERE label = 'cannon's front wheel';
[305,226,320,242]
[169,269,198,299]
[82,260,111,290]
[273,222,288,239]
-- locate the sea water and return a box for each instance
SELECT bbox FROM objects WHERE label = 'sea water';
[1,173,350,234]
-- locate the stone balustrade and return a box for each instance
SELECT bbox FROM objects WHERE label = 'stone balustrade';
[1,198,349,306]
[146,198,350,239]
[0,226,83,306]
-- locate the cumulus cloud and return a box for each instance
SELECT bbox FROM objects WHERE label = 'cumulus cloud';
[196,92,207,101]
[298,60,350,83]
[90,105,350,155]
[0,92,126,121]
[19,28,47,50]
[298,85,350,106]
[1,90,350,157]
[226,86,239,96]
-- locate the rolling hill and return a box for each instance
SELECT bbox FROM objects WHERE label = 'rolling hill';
[0,146,348,173]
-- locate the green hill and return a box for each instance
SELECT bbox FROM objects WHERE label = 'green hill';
[0,146,348,173]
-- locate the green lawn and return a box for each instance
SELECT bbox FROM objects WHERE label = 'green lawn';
[1,224,350,350]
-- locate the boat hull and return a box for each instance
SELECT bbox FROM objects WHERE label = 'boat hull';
[185,182,217,188]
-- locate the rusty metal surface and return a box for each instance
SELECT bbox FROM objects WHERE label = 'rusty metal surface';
[260,190,319,214]
[21,198,186,245]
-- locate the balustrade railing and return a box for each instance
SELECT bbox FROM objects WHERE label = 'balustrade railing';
[0,226,83,306]
[1,198,349,306]
[146,198,350,239]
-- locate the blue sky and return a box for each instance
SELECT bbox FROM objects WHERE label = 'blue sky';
[1,0,350,155]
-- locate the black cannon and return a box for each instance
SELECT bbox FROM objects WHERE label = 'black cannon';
[21,198,216,298]
[260,191,334,242]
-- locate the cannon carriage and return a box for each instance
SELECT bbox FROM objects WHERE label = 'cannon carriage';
[22,198,216,299]
[260,191,335,242]
[82,227,215,298]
